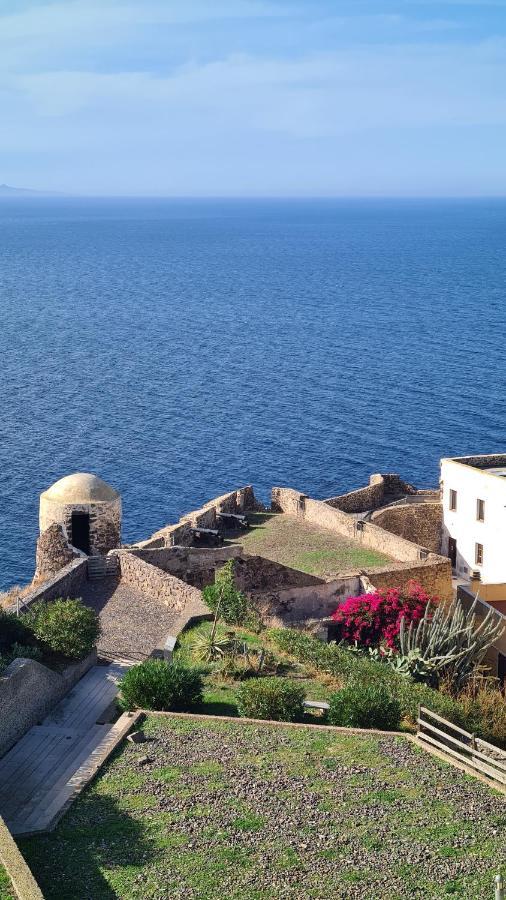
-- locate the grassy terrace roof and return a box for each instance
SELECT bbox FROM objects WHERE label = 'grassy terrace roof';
[19,715,506,899]
[233,512,392,577]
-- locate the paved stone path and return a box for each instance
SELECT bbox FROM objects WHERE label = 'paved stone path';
[79,577,182,661]
[0,662,130,836]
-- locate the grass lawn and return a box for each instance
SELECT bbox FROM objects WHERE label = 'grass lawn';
[234,512,392,577]
[174,621,341,718]
[0,865,14,900]
[19,715,506,899]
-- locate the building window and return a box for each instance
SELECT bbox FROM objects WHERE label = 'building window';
[449,489,457,511]
[476,498,485,522]
[475,543,484,566]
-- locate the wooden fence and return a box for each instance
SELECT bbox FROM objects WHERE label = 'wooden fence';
[417,706,506,790]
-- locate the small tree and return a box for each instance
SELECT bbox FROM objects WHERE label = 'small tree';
[331,582,431,650]
[203,560,249,625]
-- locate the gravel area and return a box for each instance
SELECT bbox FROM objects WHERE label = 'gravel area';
[80,578,180,661]
[19,716,506,899]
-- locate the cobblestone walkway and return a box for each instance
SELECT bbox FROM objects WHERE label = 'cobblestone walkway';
[79,578,181,661]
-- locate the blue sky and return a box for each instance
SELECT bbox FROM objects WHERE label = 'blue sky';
[1,0,505,195]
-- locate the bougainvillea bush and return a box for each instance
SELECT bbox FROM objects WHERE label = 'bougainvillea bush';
[330,581,431,650]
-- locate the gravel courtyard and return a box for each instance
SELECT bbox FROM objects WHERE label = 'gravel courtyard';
[19,716,506,899]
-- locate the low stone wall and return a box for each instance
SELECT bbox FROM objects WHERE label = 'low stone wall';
[234,556,323,592]
[0,816,43,899]
[0,651,96,759]
[366,559,452,600]
[8,558,89,614]
[324,473,417,513]
[114,551,203,611]
[370,502,443,554]
[125,545,241,588]
[133,522,193,549]
[249,575,361,627]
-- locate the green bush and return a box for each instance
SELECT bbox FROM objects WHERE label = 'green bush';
[0,609,32,653]
[268,628,467,729]
[24,599,99,659]
[5,643,43,664]
[328,681,401,730]
[203,560,249,625]
[237,676,305,722]
[119,659,203,711]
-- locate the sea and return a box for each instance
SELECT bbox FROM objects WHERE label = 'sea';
[0,197,505,589]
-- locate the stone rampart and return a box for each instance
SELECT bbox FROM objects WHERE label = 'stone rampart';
[271,487,452,600]
[113,551,203,611]
[0,651,96,758]
[8,558,89,614]
[324,473,418,513]
[133,522,193,549]
[370,502,442,554]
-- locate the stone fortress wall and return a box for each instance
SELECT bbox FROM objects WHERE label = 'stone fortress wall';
[28,473,451,634]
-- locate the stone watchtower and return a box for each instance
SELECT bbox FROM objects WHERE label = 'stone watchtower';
[39,473,121,557]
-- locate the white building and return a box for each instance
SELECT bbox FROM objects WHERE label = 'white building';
[441,454,506,606]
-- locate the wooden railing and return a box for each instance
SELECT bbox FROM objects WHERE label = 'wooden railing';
[417,706,506,789]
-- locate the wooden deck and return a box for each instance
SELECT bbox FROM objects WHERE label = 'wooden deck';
[0,662,129,836]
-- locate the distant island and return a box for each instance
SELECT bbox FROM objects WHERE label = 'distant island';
[0,183,61,197]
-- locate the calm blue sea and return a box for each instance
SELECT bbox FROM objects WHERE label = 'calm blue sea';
[0,197,505,588]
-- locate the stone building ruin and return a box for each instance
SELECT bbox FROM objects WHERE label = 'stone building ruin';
[35,474,121,579]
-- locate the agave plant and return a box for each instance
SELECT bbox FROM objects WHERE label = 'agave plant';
[188,626,232,663]
[397,596,504,690]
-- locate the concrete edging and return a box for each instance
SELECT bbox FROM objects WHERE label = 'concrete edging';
[0,817,43,900]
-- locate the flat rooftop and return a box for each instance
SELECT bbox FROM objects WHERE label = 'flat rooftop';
[232,512,393,578]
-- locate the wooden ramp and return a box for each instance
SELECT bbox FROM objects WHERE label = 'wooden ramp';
[0,662,130,836]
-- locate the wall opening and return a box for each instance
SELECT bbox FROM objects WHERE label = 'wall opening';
[71,512,90,555]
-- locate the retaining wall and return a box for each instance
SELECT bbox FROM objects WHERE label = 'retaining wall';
[249,575,361,627]
[8,558,89,615]
[113,551,203,611]
[370,502,443,554]
[0,651,96,759]
[324,473,417,513]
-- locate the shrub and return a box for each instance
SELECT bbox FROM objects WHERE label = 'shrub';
[119,659,203,711]
[24,599,99,659]
[0,609,32,652]
[330,582,431,649]
[5,643,43,664]
[237,677,305,722]
[268,628,468,729]
[203,560,249,625]
[328,681,401,730]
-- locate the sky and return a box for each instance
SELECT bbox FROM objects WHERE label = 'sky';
[1,0,506,196]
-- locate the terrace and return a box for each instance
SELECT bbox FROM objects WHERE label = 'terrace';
[231,512,393,578]
[18,714,506,900]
